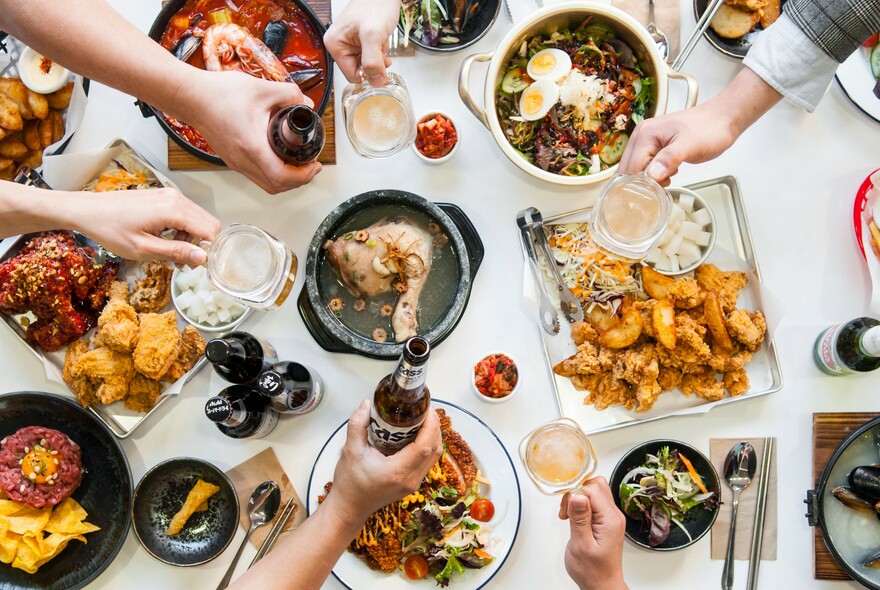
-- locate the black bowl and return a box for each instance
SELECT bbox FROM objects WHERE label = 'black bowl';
[398,0,502,52]
[132,457,239,566]
[0,392,132,590]
[298,189,484,360]
[142,0,333,166]
[610,439,720,551]
[693,0,787,59]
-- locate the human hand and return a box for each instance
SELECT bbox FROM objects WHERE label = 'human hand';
[66,187,220,266]
[324,0,398,86]
[325,399,442,528]
[178,70,322,194]
[558,477,628,590]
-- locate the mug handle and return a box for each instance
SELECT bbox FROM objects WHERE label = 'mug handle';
[666,66,699,110]
[458,52,494,129]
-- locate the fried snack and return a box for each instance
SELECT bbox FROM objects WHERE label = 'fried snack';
[598,307,643,349]
[760,0,781,28]
[0,77,68,178]
[694,264,748,309]
[19,149,42,170]
[704,291,734,351]
[62,340,99,407]
[49,111,64,144]
[726,309,766,351]
[133,311,182,380]
[160,325,206,382]
[710,4,761,38]
[71,346,136,404]
[45,82,74,110]
[37,118,53,148]
[94,281,139,353]
[0,78,33,120]
[22,121,40,150]
[165,479,220,535]
[652,299,677,349]
[26,90,49,121]
[124,373,163,413]
[0,137,27,160]
[726,0,765,11]
[0,92,23,131]
[130,261,173,313]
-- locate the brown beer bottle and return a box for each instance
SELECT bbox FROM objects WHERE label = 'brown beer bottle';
[268,104,325,164]
[368,337,431,455]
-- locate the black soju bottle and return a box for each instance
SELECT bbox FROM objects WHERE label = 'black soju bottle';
[205,332,278,384]
[257,361,324,415]
[815,317,880,375]
[205,385,278,439]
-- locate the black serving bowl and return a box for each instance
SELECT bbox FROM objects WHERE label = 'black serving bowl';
[299,189,484,360]
[132,457,239,567]
[141,0,332,166]
[398,0,502,53]
[610,439,720,551]
[806,416,880,589]
[0,392,132,590]
[693,0,787,59]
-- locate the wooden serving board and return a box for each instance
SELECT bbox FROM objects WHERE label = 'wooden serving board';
[167,0,336,169]
[813,412,880,581]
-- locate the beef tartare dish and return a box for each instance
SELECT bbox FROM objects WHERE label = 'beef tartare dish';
[0,426,83,508]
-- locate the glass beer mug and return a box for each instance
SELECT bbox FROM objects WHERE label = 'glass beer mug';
[341,69,416,158]
[519,418,598,494]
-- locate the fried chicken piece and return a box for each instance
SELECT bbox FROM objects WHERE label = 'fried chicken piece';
[680,371,725,402]
[587,372,636,411]
[634,381,663,412]
[133,311,181,380]
[695,264,748,309]
[707,343,753,372]
[726,310,766,351]
[554,341,601,377]
[130,261,173,313]
[71,346,136,404]
[657,315,712,369]
[631,299,656,339]
[723,368,750,397]
[436,408,478,491]
[94,281,139,352]
[613,343,659,387]
[571,321,599,346]
[63,339,99,407]
[125,373,163,412]
[572,373,600,392]
[667,277,706,310]
[598,347,618,371]
[657,365,683,391]
[160,325,206,382]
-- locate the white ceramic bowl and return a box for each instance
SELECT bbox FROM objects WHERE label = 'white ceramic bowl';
[171,268,250,333]
[412,111,460,164]
[472,352,521,403]
[645,187,716,276]
[17,46,71,94]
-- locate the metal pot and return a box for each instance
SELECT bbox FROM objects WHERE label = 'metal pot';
[298,190,484,360]
[458,1,698,186]
[806,416,880,589]
[139,0,333,166]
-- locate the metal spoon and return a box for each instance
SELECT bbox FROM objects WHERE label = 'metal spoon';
[216,481,281,590]
[646,0,669,61]
[721,442,756,590]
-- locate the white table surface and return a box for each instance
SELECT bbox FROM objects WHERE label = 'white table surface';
[2,1,879,589]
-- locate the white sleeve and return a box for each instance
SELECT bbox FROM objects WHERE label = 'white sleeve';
[742,13,840,112]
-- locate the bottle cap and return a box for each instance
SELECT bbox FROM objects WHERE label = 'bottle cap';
[205,396,233,422]
[257,370,283,395]
[403,336,430,364]
[206,339,232,363]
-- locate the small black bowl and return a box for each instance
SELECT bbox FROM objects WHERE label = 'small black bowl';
[610,439,720,551]
[132,457,239,566]
[398,0,501,52]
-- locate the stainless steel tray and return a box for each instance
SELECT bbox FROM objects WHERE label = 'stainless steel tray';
[526,175,783,434]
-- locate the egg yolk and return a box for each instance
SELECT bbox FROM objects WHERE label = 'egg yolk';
[531,54,556,76]
[21,447,59,484]
[522,91,545,115]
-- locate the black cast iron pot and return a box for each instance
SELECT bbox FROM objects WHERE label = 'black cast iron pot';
[299,189,484,360]
[139,0,333,166]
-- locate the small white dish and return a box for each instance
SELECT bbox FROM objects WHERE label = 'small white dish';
[472,352,521,404]
[412,111,460,164]
[645,187,716,276]
[171,267,250,333]
[17,46,70,95]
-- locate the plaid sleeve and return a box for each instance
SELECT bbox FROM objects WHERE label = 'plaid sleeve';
[783,0,880,62]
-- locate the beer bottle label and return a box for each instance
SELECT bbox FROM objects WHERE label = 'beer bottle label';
[367,406,424,453]
[815,324,850,375]
[394,358,427,390]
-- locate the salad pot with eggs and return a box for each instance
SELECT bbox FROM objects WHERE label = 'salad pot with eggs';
[459,2,697,186]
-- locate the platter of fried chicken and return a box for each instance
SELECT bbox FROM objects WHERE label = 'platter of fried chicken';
[530,176,782,434]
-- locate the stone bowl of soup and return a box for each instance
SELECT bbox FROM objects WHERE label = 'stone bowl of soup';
[142,0,332,165]
[298,189,484,360]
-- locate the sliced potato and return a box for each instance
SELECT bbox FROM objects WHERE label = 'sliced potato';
[0,126,6,142]
[641,266,676,300]
[710,4,760,39]
[704,291,735,351]
[46,82,74,110]
[0,163,14,181]
[0,78,33,119]
[0,138,27,160]
[586,305,616,332]
[0,93,22,131]
[37,118,53,148]
[599,308,643,349]
[49,111,65,144]
[652,299,677,349]
[22,120,40,150]
[19,149,42,170]
[26,89,49,120]
[0,157,13,170]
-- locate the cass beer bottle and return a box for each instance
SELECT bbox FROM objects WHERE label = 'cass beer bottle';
[205,332,278,384]
[815,317,880,375]
[368,337,431,455]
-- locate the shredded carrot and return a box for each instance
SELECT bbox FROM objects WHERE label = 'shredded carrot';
[474,548,494,559]
[678,453,708,495]
[440,524,461,544]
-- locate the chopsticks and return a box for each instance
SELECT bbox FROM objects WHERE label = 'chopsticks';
[249,497,297,567]
[671,0,726,71]
[746,437,774,590]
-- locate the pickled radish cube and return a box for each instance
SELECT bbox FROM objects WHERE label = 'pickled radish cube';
[678,251,699,268]
[214,292,236,310]
[670,204,686,224]
[196,312,210,324]
[668,254,680,273]
[229,303,247,317]
[174,270,195,291]
[216,307,232,323]
[645,249,664,265]
[661,234,683,257]
[196,274,212,294]
[690,208,712,227]
[175,290,196,311]
[207,312,220,326]
[678,193,695,214]
[198,291,217,313]
[679,221,702,241]
[694,231,712,247]
[679,240,702,261]
[658,228,675,247]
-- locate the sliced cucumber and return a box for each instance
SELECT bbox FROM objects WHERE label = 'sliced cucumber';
[501,67,529,94]
[872,44,880,79]
[599,132,629,165]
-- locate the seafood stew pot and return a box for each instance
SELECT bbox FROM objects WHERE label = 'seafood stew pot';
[458,1,698,186]
[141,0,332,165]
[806,416,880,589]
[299,190,484,360]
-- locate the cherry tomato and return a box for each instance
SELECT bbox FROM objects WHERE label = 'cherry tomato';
[404,555,429,580]
[865,33,879,48]
[470,498,495,522]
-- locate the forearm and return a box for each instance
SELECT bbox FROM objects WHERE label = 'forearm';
[0,0,201,120]
[229,495,364,590]
[709,67,782,140]
[0,182,84,238]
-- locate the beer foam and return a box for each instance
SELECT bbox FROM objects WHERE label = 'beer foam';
[529,428,587,483]
[351,95,407,153]
[215,233,272,292]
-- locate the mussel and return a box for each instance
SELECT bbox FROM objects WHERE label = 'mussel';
[173,32,202,62]
[832,486,880,513]
[263,21,288,56]
[287,68,323,91]
[849,466,880,502]
[863,549,880,569]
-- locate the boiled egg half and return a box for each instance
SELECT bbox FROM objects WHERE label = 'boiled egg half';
[519,79,560,121]
[526,48,572,82]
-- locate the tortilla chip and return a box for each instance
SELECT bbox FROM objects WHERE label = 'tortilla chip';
[46,498,99,535]
[2,506,51,535]
[165,479,220,535]
[0,519,17,563]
